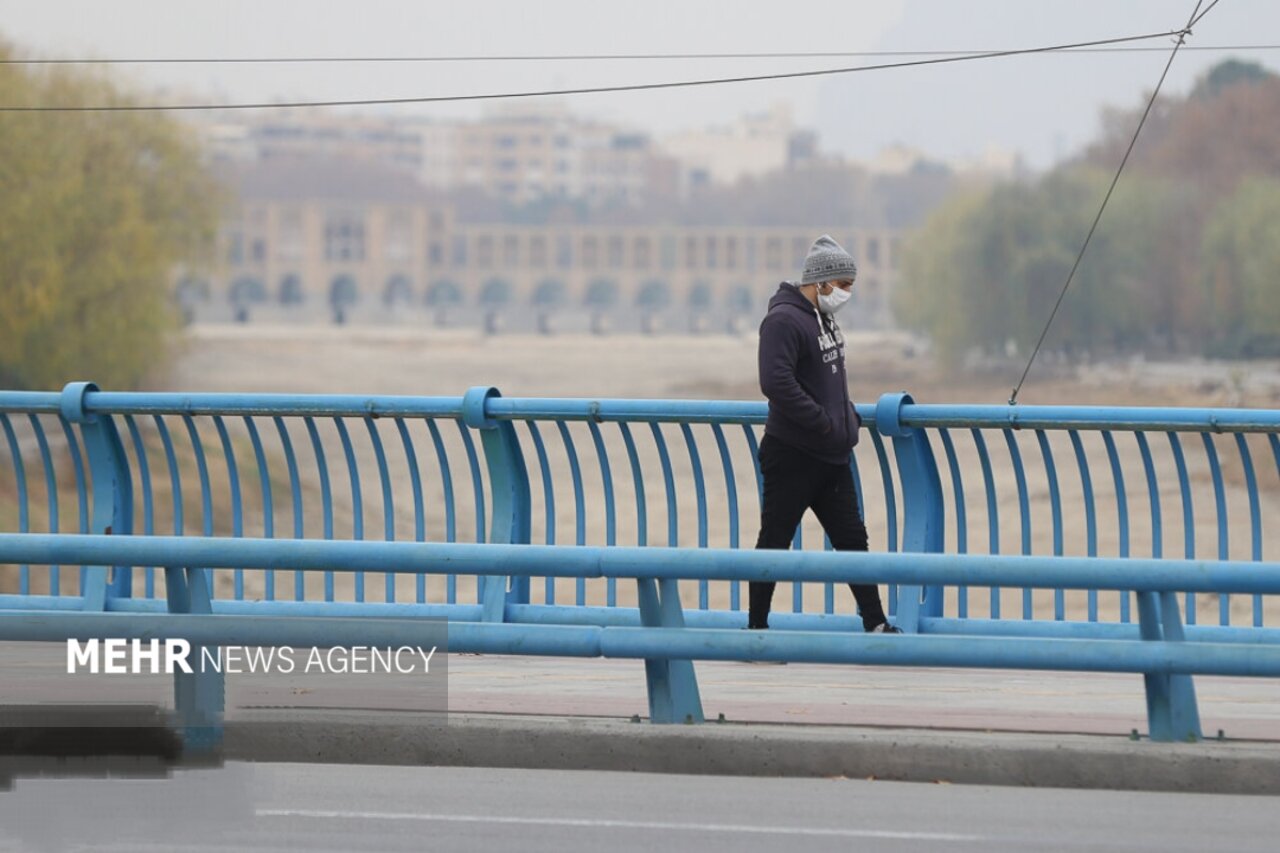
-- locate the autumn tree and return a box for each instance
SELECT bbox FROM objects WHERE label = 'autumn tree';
[1200,179,1280,357]
[0,40,219,390]
[897,59,1280,362]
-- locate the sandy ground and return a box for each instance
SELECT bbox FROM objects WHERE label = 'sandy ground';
[4,324,1279,625]
[168,323,1280,407]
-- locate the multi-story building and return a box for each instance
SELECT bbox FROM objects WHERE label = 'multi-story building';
[662,103,814,193]
[193,104,677,209]
[176,157,901,331]
[201,110,429,172]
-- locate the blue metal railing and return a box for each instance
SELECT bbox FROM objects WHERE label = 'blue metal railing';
[2,383,1279,745]
[2,532,1278,743]
[2,384,1279,627]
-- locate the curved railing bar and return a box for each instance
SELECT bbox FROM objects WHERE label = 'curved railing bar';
[123,415,155,598]
[869,429,897,554]
[1002,429,1033,619]
[710,423,741,611]
[618,423,647,549]
[211,416,245,600]
[1201,433,1229,626]
[1234,434,1263,627]
[525,421,556,604]
[303,417,335,602]
[679,423,710,610]
[649,423,679,549]
[243,416,275,601]
[30,415,61,596]
[456,420,486,552]
[1101,431,1131,623]
[742,426,763,605]
[1167,432,1196,624]
[181,416,215,541]
[971,429,1000,618]
[587,421,618,606]
[1135,433,1162,561]
[364,418,396,603]
[1068,431,1100,621]
[270,417,305,601]
[58,416,89,536]
[1135,430,1177,638]
[181,415,215,600]
[153,416,183,538]
[172,415,209,602]
[743,426,762,509]
[1034,430,1064,620]
[555,421,587,605]
[366,414,399,601]
[393,420,427,603]
[0,414,29,594]
[333,418,365,602]
[938,428,967,618]
[424,419,457,604]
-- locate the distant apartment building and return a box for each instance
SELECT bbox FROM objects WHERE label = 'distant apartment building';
[661,103,817,192]
[195,104,677,208]
[202,111,428,172]
[176,157,902,332]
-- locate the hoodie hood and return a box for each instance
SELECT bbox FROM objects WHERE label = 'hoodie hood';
[767,281,815,315]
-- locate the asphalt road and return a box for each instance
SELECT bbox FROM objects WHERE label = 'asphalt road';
[1,762,1275,852]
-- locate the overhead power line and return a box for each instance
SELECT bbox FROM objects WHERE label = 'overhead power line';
[1009,0,1215,406]
[0,29,1185,113]
[1,42,1274,65]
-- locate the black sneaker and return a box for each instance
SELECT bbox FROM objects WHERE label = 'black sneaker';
[868,622,903,634]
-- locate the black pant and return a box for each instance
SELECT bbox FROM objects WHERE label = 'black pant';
[748,433,888,631]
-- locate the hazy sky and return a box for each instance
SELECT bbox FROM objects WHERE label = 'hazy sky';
[1,0,1276,169]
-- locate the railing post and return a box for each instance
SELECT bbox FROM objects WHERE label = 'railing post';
[1137,590,1203,742]
[636,575,705,724]
[463,386,532,623]
[165,564,223,751]
[63,382,222,750]
[60,382,133,609]
[875,392,945,632]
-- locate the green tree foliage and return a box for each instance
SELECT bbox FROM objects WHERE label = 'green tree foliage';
[1191,59,1275,101]
[897,59,1280,361]
[0,41,219,389]
[1201,179,1280,356]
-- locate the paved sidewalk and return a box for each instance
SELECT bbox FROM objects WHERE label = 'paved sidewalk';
[4,648,1278,792]
[212,657,1280,792]
[445,655,1280,742]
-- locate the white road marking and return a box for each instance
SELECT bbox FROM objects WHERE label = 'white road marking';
[255,809,982,841]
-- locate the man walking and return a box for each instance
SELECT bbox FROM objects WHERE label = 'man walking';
[749,234,900,633]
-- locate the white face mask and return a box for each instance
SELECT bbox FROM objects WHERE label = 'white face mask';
[817,286,852,315]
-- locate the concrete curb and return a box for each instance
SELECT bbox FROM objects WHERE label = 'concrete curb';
[223,711,1280,795]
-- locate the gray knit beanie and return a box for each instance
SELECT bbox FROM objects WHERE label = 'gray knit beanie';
[800,234,858,285]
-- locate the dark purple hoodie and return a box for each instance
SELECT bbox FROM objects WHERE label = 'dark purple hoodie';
[758,282,861,465]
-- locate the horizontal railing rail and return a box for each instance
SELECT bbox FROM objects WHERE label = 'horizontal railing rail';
[895,403,1280,433]
[2,533,1279,595]
[2,532,1278,746]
